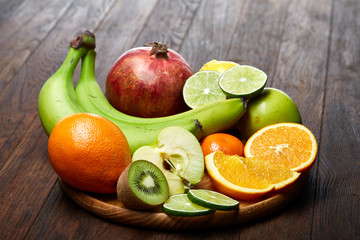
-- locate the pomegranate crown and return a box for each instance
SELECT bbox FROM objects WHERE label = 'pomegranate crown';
[144,42,168,56]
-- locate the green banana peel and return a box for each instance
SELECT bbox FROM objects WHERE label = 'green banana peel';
[38,31,96,135]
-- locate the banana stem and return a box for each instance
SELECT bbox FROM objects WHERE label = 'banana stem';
[55,31,96,80]
[80,49,96,80]
[70,30,96,49]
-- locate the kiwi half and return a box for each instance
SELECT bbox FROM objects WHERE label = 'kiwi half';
[117,160,169,210]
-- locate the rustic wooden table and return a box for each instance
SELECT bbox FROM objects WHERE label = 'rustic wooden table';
[1,0,359,239]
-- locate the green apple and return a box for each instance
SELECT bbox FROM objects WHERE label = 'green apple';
[237,87,302,141]
[132,126,204,196]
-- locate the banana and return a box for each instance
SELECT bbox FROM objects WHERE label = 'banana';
[38,31,96,135]
[75,50,247,154]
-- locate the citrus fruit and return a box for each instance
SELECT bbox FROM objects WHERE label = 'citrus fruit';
[48,113,132,193]
[162,194,215,217]
[182,71,227,109]
[244,122,317,173]
[187,189,239,211]
[200,133,244,157]
[205,151,300,201]
[199,59,239,74]
[237,88,302,141]
[219,65,267,99]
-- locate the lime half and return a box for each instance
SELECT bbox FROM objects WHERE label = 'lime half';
[162,194,215,217]
[199,60,239,74]
[183,71,227,109]
[219,65,267,99]
[187,189,239,211]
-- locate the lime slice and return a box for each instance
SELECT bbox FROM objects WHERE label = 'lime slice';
[219,65,267,99]
[187,189,239,211]
[162,194,215,217]
[183,71,227,109]
[199,60,239,74]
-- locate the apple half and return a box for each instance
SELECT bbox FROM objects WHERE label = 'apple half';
[132,126,204,195]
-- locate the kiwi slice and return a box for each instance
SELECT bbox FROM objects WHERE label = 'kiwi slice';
[117,160,169,210]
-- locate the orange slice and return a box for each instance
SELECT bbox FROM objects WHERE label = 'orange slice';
[244,123,318,173]
[204,151,300,201]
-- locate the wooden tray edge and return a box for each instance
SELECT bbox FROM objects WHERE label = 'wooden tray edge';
[60,173,308,230]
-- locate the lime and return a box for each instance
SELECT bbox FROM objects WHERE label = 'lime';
[187,189,239,211]
[183,71,227,109]
[199,60,239,74]
[219,65,267,99]
[162,194,215,217]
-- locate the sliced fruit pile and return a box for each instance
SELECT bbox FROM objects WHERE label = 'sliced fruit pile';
[39,32,318,219]
[204,122,317,201]
[183,60,268,110]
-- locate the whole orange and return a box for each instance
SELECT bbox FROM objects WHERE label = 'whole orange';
[200,133,244,157]
[47,113,132,193]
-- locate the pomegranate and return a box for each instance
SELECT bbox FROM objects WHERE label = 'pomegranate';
[106,42,193,118]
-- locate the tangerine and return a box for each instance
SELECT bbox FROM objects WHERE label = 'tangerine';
[201,133,244,157]
[47,113,132,193]
[244,122,317,173]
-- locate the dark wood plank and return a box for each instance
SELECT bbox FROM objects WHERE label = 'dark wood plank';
[0,118,55,240]
[0,0,74,92]
[313,0,360,238]
[0,0,116,167]
[133,0,201,51]
[225,0,290,76]
[180,0,248,72]
[0,0,26,28]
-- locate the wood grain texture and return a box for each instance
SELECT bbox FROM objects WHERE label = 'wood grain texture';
[59,174,308,231]
[0,0,74,91]
[183,0,254,72]
[0,118,53,240]
[133,0,201,51]
[313,0,360,238]
[0,0,359,239]
[0,0,116,166]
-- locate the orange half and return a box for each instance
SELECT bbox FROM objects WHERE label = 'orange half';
[205,151,300,201]
[244,123,318,173]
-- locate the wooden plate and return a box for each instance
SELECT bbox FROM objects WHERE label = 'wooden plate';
[60,173,308,230]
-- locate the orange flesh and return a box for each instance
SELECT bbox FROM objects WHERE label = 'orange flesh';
[213,152,270,189]
[249,126,313,169]
[241,157,296,184]
[212,152,298,189]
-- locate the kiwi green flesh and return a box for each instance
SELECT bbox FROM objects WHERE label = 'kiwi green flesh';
[117,160,169,210]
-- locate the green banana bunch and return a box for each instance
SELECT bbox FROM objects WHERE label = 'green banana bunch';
[38,31,96,135]
[75,49,247,154]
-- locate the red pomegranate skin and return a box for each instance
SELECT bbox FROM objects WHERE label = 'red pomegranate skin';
[106,46,193,118]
